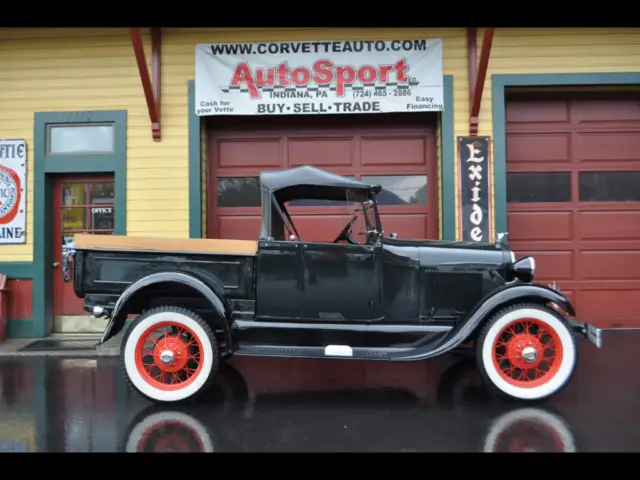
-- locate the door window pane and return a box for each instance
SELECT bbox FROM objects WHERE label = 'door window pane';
[48,124,115,155]
[579,171,640,202]
[361,175,427,205]
[506,172,571,203]
[60,181,115,234]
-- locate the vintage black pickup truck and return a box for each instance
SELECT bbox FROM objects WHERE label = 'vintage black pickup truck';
[62,165,602,404]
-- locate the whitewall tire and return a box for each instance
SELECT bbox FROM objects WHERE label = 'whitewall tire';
[121,306,219,403]
[476,303,577,401]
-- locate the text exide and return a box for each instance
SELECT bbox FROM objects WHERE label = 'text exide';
[231,59,410,98]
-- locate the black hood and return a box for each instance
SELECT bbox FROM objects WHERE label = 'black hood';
[383,236,508,252]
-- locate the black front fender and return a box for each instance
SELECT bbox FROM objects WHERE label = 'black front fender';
[448,282,574,347]
[478,283,574,318]
[397,283,574,361]
[99,271,232,347]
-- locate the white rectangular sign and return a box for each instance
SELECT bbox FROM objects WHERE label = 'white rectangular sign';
[0,139,27,244]
[195,38,444,116]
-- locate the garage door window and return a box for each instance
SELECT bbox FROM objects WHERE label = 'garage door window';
[361,175,427,205]
[506,172,571,203]
[216,175,360,207]
[579,171,640,202]
[217,177,261,207]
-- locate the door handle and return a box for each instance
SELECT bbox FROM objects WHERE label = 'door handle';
[52,262,60,268]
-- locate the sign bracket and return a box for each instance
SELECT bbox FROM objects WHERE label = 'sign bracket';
[467,28,495,136]
[130,27,162,141]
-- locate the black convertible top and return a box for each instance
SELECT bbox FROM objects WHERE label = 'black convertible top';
[259,165,381,202]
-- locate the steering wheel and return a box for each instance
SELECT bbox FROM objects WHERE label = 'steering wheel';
[333,215,358,244]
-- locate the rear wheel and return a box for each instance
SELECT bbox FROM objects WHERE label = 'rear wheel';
[121,306,219,403]
[476,303,577,401]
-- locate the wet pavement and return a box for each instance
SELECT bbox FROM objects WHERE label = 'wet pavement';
[0,330,638,452]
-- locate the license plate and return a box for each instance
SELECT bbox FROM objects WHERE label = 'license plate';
[586,324,603,348]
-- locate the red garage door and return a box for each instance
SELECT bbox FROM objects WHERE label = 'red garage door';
[506,91,640,328]
[207,113,438,243]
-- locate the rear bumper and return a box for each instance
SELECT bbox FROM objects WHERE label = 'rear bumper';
[568,319,603,348]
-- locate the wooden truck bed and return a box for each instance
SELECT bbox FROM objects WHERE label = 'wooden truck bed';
[73,234,258,256]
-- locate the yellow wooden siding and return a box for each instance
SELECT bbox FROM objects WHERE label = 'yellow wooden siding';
[473,28,640,239]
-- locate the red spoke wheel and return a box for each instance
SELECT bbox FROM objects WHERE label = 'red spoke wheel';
[126,410,214,452]
[476,304,577,401]
[122,306,219,403]
[483,408,576,453]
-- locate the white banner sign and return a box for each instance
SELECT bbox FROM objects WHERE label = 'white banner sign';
[0,140,27,244]
[195,38,444,116]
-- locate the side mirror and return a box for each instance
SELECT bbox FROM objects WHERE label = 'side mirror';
[389,233,398,239]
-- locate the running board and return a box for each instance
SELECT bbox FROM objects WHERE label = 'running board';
[233,344,411,360]
[231,319,453,351]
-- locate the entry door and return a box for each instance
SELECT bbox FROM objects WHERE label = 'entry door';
[52,175,115,332]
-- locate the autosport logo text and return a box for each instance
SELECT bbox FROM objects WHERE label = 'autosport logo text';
[229,59,411,99]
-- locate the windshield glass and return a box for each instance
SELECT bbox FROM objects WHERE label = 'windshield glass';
[346,191,378,245]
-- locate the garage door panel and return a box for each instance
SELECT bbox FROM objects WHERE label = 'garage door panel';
[507,211,573,241]
[580,251,640,281]
[289,215,356,243]
[573,98,640,124]
[378,214,428,239]
[577,290,640,328]
[506,99,570,124]
[288,137,354,167]
[575,132,640,162]
[361,136,428,166]
[217,139,281,168]
[512,250,574,281]
[578,211,640,240]
[506,133,570,164]
[218,216,261,241]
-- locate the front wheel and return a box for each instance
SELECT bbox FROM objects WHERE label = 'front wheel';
[121,306,220,403]
[476,303,577,401]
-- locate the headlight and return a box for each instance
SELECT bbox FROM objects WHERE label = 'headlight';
[511,256,536,283]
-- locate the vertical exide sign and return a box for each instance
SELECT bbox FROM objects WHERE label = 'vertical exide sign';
[458,136,492,242]
[194,39,444,116]
[0,139,27,244]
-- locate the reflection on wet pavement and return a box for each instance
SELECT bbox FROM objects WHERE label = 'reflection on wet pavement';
[0,330,638,452]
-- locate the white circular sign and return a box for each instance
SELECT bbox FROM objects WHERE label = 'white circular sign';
[0,167,19,221]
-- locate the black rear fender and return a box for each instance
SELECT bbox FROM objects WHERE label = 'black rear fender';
[99,271,233,347]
